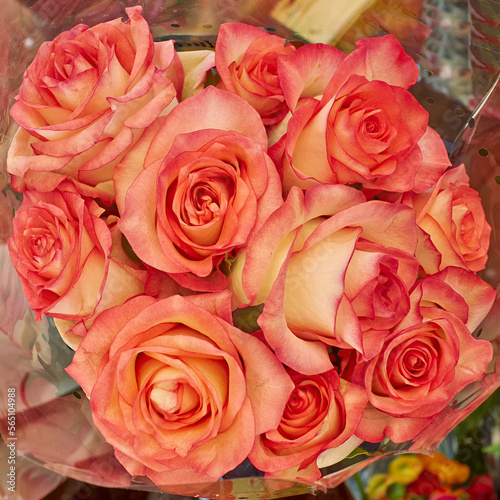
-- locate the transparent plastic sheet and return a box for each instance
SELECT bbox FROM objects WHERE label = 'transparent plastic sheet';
[1,0,500,498]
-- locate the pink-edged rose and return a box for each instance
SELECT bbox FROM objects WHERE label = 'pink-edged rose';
[215,23,296,125]
[274,35,450,194]
[249,367,367,482]
[8,6,181,203]
[8,181,112,321]
[341,267,495,443]
[7,181,144,334]
[53,214,146,348]
[116,86,282,290]
[228,184,419,374]
[403,164,491,273]
[67,292,293,486]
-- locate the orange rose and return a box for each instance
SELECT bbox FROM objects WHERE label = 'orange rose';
[8,181,143,333]
[67,292,293,486]
[116,87,283,291]
[249,368,367,482]
[403,164,491,273]
[342,268,494,443]
[228,184,419,373]
[215,23,296,124]
[8,7,181,203]
[273,36,450,195]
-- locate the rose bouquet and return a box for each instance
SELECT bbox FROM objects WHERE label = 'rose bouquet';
[1,4,500,497]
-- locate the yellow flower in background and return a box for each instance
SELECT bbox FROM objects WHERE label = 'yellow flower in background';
[388,455,424,485]
[366,453,473,500]
[366,473,395,500]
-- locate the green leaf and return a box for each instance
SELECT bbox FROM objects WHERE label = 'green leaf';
[121,234,143,265]
[345,447,376,459]
[483,443,500,455]
[232,305,264,333]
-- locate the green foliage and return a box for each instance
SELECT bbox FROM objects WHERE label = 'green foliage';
[232,304,264,333]
[386,482,406,499]
[454,389,500,477]
[483,442,500,455]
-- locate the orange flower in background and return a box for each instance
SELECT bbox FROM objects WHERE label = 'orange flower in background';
[420,452,471,486]
[366,453,474,499]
